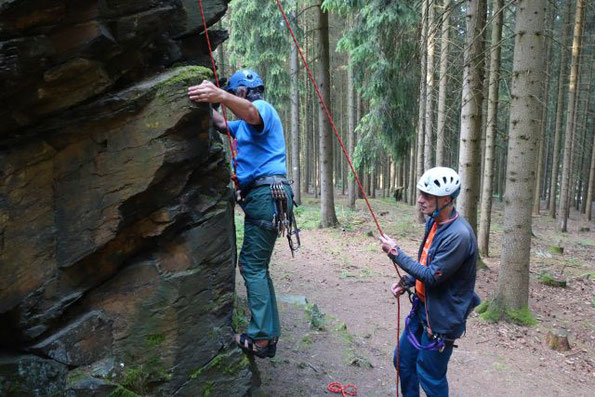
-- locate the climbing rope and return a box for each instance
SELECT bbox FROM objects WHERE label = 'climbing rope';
[197,0,239,188]
[273,1,403,396]
[327,381,357,397]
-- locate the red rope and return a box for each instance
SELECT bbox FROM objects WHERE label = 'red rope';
[327,382,357,397]
[274,0,386,237]
[197,0,239,187]
[274,2,403,396]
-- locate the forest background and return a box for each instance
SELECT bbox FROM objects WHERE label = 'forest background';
[219,0,594,321]
[214,1,595,394]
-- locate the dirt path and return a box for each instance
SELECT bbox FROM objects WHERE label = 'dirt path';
[235,198,594,396]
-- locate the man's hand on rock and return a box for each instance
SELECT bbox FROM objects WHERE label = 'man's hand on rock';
[188,80,227,104]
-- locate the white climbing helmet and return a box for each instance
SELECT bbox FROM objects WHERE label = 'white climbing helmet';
[417,167,461,198]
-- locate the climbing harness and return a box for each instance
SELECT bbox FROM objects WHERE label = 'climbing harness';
[240,176,301,256]
[405,296,457,353]
[327,381,357,397]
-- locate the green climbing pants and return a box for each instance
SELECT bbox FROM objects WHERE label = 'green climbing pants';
[238,184,293,341]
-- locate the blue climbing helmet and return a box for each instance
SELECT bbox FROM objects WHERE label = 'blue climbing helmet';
[225,69,264,92]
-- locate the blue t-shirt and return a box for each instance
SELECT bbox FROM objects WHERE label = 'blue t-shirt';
[228,100,287,188]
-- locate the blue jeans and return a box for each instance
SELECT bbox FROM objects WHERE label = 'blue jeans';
[393,308,454,397]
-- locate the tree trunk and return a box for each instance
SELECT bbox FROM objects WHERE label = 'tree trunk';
[457,0,487,234]
[290,16,301,205]
[424,0,436,170]
[495,0,545,312]
[533,4,554,215]
[548,0,573,217]
[580,75,592,214]
[478,0,503,257]
[409,143,417,204]
[586,129,595,221]
[416,0,428,223]
[436,0,451,167]
[316,5,338,227]
[314,90,320,198]
[347,59,357,209]
[557,0,585,232]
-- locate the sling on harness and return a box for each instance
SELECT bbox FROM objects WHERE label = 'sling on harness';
[242,176,301,257]
[405,296,457,353]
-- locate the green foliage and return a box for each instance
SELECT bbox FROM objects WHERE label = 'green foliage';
[145,334,165,347]
[475,301,489,314]
[537,273,567,288]
[232,294,250,331]
[226,0,296,108]
[324,0,419,169]
[108,385,140,397]
[335,322,354,344]
[294,204,322,229]
[305,303,326,330]
[301,335,313,345]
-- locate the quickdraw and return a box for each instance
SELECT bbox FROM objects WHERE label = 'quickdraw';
[270,182,301,257]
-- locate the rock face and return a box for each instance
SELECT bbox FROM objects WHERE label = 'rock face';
[0,1,252,396]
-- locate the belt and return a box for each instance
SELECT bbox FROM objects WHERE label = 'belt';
[240,175,289,197]
[251,175,288,187]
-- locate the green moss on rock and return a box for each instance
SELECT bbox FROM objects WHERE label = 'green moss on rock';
[155,66,212,99]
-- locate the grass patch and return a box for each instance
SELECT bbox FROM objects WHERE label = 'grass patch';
[537,273,567,288]
[301,335,313,346]
[391,219,417,237]
[336,322,354,344]
[294,204,321,229]
[578,239,595,247]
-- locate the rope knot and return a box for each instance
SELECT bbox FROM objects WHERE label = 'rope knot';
[327,381,357,397]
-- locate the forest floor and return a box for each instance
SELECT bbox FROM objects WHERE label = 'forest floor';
[234,195,595,396]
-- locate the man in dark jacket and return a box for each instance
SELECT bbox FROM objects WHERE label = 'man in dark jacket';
[379,166,480,397]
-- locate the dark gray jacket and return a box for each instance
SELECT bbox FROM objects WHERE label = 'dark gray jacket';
[390,210,480,338]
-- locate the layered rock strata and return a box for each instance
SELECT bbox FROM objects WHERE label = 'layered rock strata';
[1,1,251,396]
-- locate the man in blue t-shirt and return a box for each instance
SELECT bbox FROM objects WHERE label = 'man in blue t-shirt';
[188,69,291,359]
